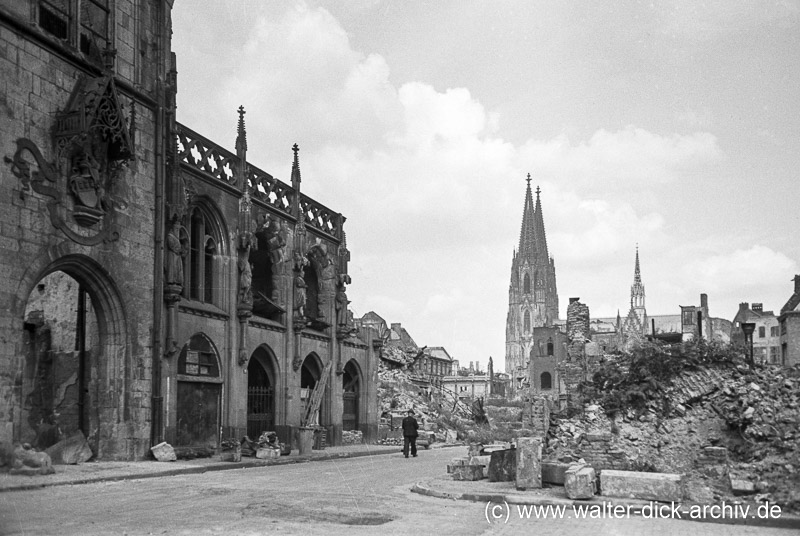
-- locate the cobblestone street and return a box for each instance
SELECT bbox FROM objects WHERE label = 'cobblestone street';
[0,448,794,535]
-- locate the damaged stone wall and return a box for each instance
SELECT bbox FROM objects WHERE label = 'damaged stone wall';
[21,272,99,452]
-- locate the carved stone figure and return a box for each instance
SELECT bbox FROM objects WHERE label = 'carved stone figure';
[165,218,188,287]
[294,274,307,319]
[238,257,253,305]
[335,283,349,327]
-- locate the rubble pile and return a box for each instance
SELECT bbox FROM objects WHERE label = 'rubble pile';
[341,430,363,445]
[547,363,800,512]
[377,358,470,443]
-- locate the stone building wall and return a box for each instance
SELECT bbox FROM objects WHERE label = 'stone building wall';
[0,0,167,459]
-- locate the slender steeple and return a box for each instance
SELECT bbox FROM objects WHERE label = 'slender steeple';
[533,185,549,261]
[631,246,645,310]
[235,105,248,190]
[518,174,536,258]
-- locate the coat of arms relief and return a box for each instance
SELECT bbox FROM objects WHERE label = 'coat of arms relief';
[5,74,134,246]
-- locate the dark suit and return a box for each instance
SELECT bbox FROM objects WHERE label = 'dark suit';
[401,414,419,457]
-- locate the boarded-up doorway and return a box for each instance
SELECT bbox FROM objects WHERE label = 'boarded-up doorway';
[175,334,221,451]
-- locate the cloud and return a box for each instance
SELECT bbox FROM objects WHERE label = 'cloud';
[519,127,722,192]
[173,2,792,371]
[683,245,798,293]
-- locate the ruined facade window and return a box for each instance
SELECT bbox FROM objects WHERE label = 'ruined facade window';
[546,339,554,356]
[79,0,109,55]
[540,372,552,390]
[39,0,70,40]
[771,326,779,337]
[38,0,110,56]
[178,336,220,378]
[185,207,219,305]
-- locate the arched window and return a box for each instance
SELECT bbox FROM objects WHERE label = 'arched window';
[540,372,552,390]
[185,205,221,305]
[523,273,531,294]
[547,338,554,356]
[523,310,531,333]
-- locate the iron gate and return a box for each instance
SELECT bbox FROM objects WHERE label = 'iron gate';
[247,385,274,439]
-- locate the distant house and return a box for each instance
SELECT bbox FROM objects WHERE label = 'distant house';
[778,276,800,367]
[732,302,780,364]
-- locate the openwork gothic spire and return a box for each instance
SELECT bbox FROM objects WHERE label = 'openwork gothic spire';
[630,245,645,309]
[235,105,247,155]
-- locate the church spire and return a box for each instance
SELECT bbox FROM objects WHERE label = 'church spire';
[533,184,549,261]
[630,245,645,310]
[517,173,536,258]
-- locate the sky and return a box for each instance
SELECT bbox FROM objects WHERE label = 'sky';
[172,1,800,372]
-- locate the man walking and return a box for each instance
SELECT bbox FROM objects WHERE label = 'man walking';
[402,409,419,458]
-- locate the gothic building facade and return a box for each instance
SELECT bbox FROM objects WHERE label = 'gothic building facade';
[0,0,378,461]
[505,176,559,396]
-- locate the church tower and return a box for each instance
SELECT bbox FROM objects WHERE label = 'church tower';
[621,246,648,345]
[505,175,559,391]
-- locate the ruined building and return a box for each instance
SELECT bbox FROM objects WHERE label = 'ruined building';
[0,0,378,460]
[505,176,559,396]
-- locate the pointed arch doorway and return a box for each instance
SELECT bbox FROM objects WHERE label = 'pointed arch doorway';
[300,354,324,426]
[247,346,277,438]
[342,360,361,431]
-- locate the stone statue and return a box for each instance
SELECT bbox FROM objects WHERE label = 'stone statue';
[165,218,188,287]
[294,274,307,319]
[335,284,349,327]
[238,256,252,304]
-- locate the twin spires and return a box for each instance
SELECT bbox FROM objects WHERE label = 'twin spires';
[517,173,549,263]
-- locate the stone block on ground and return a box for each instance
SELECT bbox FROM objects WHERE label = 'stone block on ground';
[256,447,280,459]
[450,464,484,481]
[488,448,516,482]
[515,437,542,490]
[542,461,572,485]
[150,442,177,462]
[730,478,756,496]
[448,457,468,473]
[46,431,93,464]
[600,470,684,502]
[565,464,596,499]
[10,444,55,475]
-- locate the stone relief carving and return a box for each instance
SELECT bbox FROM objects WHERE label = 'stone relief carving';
[4,75,133,246]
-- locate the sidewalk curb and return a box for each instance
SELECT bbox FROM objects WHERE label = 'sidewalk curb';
[410,481,800,530]
[0,446,404,493]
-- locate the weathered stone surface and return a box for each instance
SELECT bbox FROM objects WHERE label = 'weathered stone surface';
[542,461,572,485]
[600,470,685,502]
[45,431,93,464]
[515,437,542,490]
[565,464,596,499]
[488,448,516,482]
[730,478,756,496]
[451,464,484,481]
[256,447,280,459]
[10,444,55,475]
[150,442,177,462]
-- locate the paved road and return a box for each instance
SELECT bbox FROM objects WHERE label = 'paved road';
[0,448,792,535]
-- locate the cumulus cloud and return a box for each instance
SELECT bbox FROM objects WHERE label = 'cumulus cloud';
[519,127,722,192]
[174,2,795,370]
[684,246,798,293]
